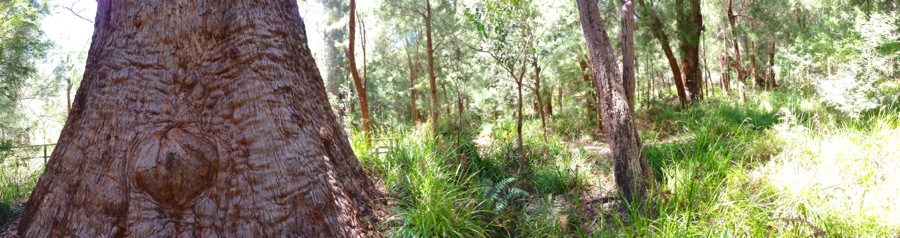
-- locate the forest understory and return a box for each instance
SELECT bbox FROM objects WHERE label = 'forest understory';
[337,82,900,237]
[0,82,897,237]
[1,0,899,237]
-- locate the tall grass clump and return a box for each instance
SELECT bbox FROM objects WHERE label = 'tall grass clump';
[754,104,900,236]
[0,162,41,228]
[351,123,490,237]
[601,89,900,236]
[598,91,796,236]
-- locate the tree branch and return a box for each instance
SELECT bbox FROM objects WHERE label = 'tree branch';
[64,0,93,24]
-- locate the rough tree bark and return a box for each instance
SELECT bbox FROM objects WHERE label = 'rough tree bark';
[676,0,703,103]
[621,0,637,108]
[577,0,653,203]
[636,0,687,107]
[19,1,380,237]
[348,0,371,138]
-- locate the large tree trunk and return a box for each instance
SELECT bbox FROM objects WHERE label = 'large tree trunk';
[676,0,703,103]
[425,0,439,133]
[348,0,371,139]
[19,1,380,237]
[577,0,653,203]
[636,0,687,107]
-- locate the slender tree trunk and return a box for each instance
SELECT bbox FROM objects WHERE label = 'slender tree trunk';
[702,35,712,98]
[595,93,604,132]
[577,0,653,203]
[750,40,763,89]
[532,54,547,137]
[727,0,746,102]
[647,54,653,104]
[66,78,72,112]
[637,0,687,107]
[516,77,525,179]
[511,41,532,180]
[441,83,449,115]
[545,87,553,116]
[349,0,371,139]
[557,84,563,115]
[405,44,420,124]
[720,53,732,92]
[768,41,777,89]
[425,0,439,134]
[19,1,380,236]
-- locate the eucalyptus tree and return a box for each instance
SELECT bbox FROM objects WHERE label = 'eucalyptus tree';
[524,1,584,135]
[0,0,51,149]
[468,0,537,179]
[19,1,380,236]
[380,0,458,134]
[348,0,372,139]
[577,0,653,203]
[320,0,352,118]
[675,0,703,102]
[741,0,795,89]
[636,0,688,107]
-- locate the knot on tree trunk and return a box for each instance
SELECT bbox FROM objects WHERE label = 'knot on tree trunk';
[130,126,219,209]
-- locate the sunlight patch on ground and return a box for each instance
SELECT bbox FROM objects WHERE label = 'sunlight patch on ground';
[474,124,493,148]
[754,121,900,228]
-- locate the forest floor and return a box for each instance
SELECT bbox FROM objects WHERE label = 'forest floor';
[0,87,896,237]
[355,86,900,237]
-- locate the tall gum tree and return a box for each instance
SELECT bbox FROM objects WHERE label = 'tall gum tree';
[19,0,380,236]
[469,0,535,179]
[635,0,688,107]
[348,0,372,139]
[426,0,439,133]
[727,0,748,101]
[676,0,703,102]
[576,0,653,203]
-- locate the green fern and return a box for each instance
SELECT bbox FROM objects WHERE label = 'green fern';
[482,177,528,213]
